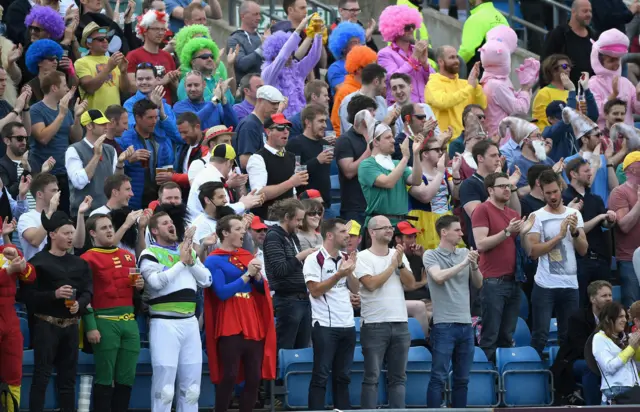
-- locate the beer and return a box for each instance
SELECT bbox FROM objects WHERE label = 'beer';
[129,268,141,287]
[65,288,77,308]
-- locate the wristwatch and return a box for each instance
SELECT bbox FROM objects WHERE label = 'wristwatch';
[398,263,405,270]
[503,228,511,237]
[571,230,579,238]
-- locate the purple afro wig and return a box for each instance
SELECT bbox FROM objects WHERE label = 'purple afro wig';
[328,22,366,60]
[25,39,64,75]
[262,31,293,62]
[25,6,65,41]
[378,5,423,43]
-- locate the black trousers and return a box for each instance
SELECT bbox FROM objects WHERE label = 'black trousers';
[29,317,79,412]
[55,173,71,216]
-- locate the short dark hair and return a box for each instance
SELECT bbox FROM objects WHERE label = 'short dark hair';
[484,172,509,190]
[198,181,225,209]
[527,164,552,188]
[105,105,126,121]
[338,0,355,7]
[400,103,416,120]
[435,215,459,238]
[604,98,627,115]
[1,122,26,140]
[304,80,328,103]
[177,111,201,127]
[239,72,260,100]
[462,104,484,127]
[587,280,612,298]
[301,103,327,128]
[86,213,111,233]
[472,139,498,164]
[565,157,589,180]
[269,198,304,222]
[135,64,158,78]
[321,218,347,238]
[389,72,411,85]
[104,175,131,199]
[283,0,297,15]
[158,181,181,198]
[148,211,169,232]
[30,173,58,198]
[538,169,562,190]
[216,214,243,242]
[41,71,66,94]
[184,1,205,20]
[360,63,386,85]
[133,99,159,119]
[347,94,377,124]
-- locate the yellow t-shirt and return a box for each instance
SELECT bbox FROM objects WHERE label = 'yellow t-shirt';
[75,55,121,113]
[532,86,569,131]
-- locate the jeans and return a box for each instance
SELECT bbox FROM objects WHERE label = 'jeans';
[531,284,579,356]
[602,385,630,404]
[619,261,639,309]
[576,256,611,308]
[308,323,356,410]
[573,359,602,406]
[273,295,312,350]
[479,278,521,362]
[427,323,475,408]
[360,322,410,409]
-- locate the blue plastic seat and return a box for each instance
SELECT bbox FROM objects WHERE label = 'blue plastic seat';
[454,347,500,407]
[548,318,558,346]
[492,0,524,29]
[519,288,529,320]
[612,285,622,302]
[21,350,58,410]
[20,317,29,348]
[496,346,553,406]
[548,345,560,366]
[350,345,386,407]
[130,348,152,410]
[405,346,432,407]
[354,317,361,345]
[200,351,216,408]
[330,159,339,176]
[279,348,314,408]
[327,203,341,219]
[408,318,426,345]
[512,317,531,347]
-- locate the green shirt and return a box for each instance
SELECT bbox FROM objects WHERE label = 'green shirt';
[458,2,509,63]
[617,163,627,184]
[358,157,412,227]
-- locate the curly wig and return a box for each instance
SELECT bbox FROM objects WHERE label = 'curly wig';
[25,39,63,75]
[328,22,365,60]
[344,45,377,74]
[179,37,220,71]
[135,9,168,40]
[378,5,423,42]
[25,6,65,40]
[262,31,292,62]
[174,24,211,60]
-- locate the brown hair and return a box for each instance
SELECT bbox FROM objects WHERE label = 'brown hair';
[41,71,66,94]
[304,80,329,103]
[597,301,627,348]
[541,54,572,84]
[301,199,324,232]
[104,175,131,199]
[184,1,206,20]
[149,211,170,232]
[158,181,181,198]
[86,213,112,233]
[301,103,327,128]
[30,173,58,198]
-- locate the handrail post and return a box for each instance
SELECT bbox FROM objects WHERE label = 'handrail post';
[508,0,515,26]
[552,6,559,28]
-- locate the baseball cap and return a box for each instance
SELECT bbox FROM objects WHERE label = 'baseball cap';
[264,113,292,129]
[545,101,566,120]
[298,189,322,201]
[250,216,268,230]
[397,221,418,235]
[80,109,110,127]
[211,143,237,160]
[256,85,285,103]
[348,220,361,236]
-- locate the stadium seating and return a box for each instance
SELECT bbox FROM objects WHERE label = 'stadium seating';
[451,346,500,407]
[350,345,386,407]
[130,348,152,410]
[513,317,531,347]
[612,285,622,303]
[548,318,558,346]
[21,349,58,410]
[279,348,314,408]
[519,288,529,320]
[200,351,216,409]
[20,317,29,349]
[496,346,554,406]
[408,317,427,346]
[354,317,361,345]
[547,345,560,367]
[405,346,432,407]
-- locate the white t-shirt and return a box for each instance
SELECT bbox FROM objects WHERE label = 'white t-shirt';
[186,164,245,221]
[192,213,218,246]
[303,247,355,328]
[187,156,210,184]
[354,248,410,323]
[529,206,584,289]
[90,205,136,256]
[17,210,47,261]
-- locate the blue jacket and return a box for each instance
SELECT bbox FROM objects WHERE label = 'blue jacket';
[172,99,238,130]
[327,59,346,95]
[116,129,173,210]
[123,91,182,163]
[542,90,599,161]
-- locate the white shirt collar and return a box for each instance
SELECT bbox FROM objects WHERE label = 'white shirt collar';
[264,143,284,155]
[375,154,395,171]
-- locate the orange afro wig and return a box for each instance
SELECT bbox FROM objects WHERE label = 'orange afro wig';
[344,45,378,74]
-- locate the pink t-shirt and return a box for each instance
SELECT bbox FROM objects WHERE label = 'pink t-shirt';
[609,183,640,261]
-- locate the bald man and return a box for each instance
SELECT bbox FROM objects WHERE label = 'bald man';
[227,1,264,81]
[539,0,595,86]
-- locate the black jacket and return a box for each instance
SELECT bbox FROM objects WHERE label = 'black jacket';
[263,224,306,295]
[591,0,634,35]
[0,155,30,200]
[2,0,31,46]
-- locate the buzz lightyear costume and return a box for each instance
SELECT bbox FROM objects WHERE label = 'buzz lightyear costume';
[139,243,212,412]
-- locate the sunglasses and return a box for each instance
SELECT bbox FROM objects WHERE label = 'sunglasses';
[253,229,267,233]
[9,136,27,142]
[341,7,361,13]
[193,53,214,60]
[271,124,291,132]
[28,26,43,33]
[404,24,416,32]
[425,147,443,154]
[137,62,155,69]
[43,56,59,62]
[89,36,109,43]
[413,114,428,120]
[306,211,322,217]
[555,63,571,71]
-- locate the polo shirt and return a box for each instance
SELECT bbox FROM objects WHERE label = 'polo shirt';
[303,247,355,328]
[459,173,488,248]
[562,185,609,260]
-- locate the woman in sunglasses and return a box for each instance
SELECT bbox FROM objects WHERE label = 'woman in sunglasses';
[297,199,324,251]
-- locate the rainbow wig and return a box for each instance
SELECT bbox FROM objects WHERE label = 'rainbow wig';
[25,39,63,75]
[25,6,65,40]
[179,37,220,71]
[378,5,423,43]
[174,24,211,60]
[344,45,378,74]
[262,31,291,62]
[328,22,365,60]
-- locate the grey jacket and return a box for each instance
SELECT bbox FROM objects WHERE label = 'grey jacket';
[226,29,264,82]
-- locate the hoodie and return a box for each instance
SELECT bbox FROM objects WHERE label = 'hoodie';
[588,29,640,127]
[263,225,306,295]
[226,29,264,84]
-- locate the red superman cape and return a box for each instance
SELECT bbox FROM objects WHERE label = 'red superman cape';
[203,248,276,384]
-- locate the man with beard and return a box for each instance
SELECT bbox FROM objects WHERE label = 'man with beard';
[149,182,189,245]
[562,158,616,307]
[81,214,143,412]
[427,47,485,139]
[388,73,440,142]
[139,213,212,412]
[393,102,439,167]
[173,112,209,197]
[192,181,227,261]
[0,122,39,218]
[602,99,626,142]
[173,71,237,130]
[563,107,626,206]
[104,105,129,156]
[91,174,150,257]
[338,64,390,133]
[527,170,588,357]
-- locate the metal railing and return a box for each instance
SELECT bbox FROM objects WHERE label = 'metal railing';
[499,0,572,50]
[228,0,337,28]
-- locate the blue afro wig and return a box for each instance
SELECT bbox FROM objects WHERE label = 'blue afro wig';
[328,22,365,60]
[262,31,292,62]
[25,6,65,40]
[25,39,64,75]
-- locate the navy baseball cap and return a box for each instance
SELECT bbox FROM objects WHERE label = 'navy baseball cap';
[546,100,566,120]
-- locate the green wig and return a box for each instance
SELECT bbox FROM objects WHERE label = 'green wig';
[174,24,211,59]
[179,35,227,79]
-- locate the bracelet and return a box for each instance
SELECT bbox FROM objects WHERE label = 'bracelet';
[116,165,124,170]
[471,265,478,271]
[23,106,30,112]
[571,230,579,238]
[607,164,614,168]
[10,110,19,116]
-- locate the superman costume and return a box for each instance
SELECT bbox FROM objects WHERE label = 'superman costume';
[204,248,276,412]
[0,245,35,412]
[81,247,140,412]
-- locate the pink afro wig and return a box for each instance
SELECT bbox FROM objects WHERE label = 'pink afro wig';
[378,5,423,43]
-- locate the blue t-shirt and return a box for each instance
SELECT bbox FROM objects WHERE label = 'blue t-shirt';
[563,153,610,207]
[233,113,266,162]
[30,101,74,175]
[509,154,555,188]
[165,0,190,33]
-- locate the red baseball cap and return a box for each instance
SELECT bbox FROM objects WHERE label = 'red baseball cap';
[397,221,418,235]
[250,216,268,230]
[299,189,322,201]
[264,113,292,129]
